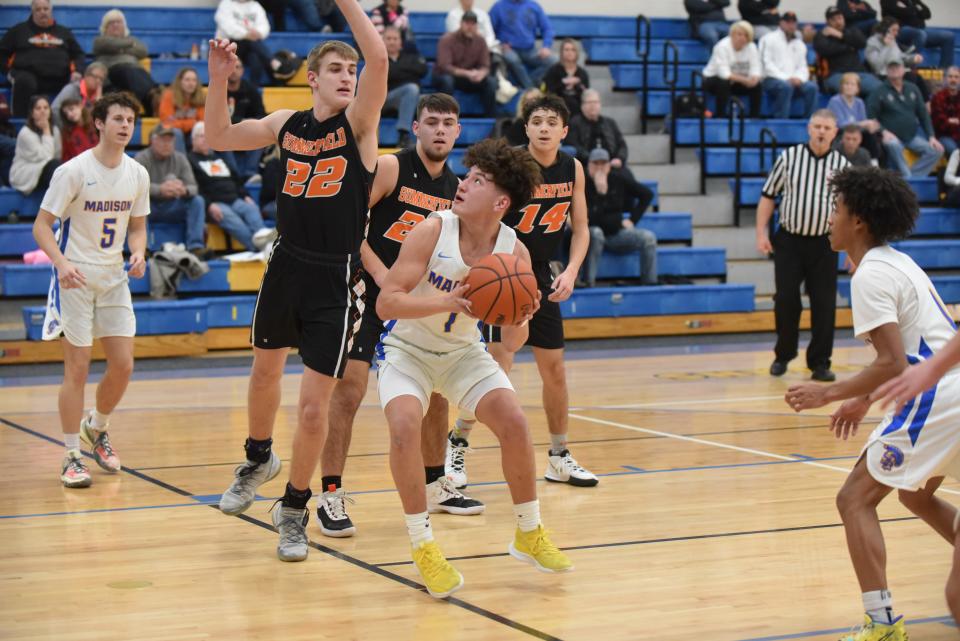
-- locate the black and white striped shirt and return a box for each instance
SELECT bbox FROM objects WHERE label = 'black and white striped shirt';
[761,144,850,236]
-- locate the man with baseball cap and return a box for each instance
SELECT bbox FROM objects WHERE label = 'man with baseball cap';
[134,124,212,259]
[433,9,498,116]
[583,146,657,288]
[815,6,882,97]
[868,58,944,177]
[759,11,819,118]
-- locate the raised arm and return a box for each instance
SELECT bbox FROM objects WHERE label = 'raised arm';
[377,219,470,320]
[205,39,293,151]
[342,0,389,170]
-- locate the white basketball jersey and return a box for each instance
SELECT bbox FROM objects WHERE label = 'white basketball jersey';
[40,149,150,266]
[383,210,517,353]
[852,245,958,372]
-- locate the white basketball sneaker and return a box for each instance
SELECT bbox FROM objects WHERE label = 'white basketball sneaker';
[545,450,599,487]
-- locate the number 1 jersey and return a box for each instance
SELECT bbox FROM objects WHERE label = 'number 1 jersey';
[276,109,374,255]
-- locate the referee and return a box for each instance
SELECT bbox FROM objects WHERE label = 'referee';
[756,109,849,381]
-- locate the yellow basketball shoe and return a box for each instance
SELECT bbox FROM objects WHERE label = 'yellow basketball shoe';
[412,541,464,599]
[509,526,574,573]
[839,615,908,641]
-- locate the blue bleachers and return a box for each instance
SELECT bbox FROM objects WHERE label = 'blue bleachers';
[915,208,960,236]
[22,298,208,340]
[584,38,710,64]
[674,118,809,146]
[636,212,691,243]
[733,177,941,206]
[0,223,36,257]
[560,283,754,318]
[838,275,960,304]
[701,148,779,176]
[837,241,960,272]
[597,247,726,280]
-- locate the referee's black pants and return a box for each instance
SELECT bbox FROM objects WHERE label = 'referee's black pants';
[772,229,837,370]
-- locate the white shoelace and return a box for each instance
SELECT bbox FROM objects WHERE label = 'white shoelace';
[323,490,355,520]
[448,445,471,474]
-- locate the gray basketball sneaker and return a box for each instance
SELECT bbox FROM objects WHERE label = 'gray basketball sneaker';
[270,501,310,562]
[219,451,282,515]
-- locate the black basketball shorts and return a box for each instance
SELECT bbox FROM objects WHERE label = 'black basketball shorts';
[347,275,384,365]
[251,241,364,378]
[481,261,564,350]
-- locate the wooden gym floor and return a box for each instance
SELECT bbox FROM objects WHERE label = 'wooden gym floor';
[1,338,957,641]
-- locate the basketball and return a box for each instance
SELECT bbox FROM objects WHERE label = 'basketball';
[462,253,538,327]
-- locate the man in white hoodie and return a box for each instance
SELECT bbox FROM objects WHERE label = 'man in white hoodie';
[702,20,762,117]
[215,0,273,87]
[760,12,818,119]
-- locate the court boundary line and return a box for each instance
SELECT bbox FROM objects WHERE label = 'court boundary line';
[568,412,960,496]
[0,416,563,641]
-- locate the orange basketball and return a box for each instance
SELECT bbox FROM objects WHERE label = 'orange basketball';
[463,253,538,327]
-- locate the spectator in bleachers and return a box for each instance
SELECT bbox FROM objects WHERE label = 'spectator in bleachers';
[188,122,275,252]
[434,12,498,118]
[94,9,158,113]
[257,0,346,33]
[760,12,818,119]
[216,0,275,88]
[383,25,427,148]
[869,59,943,177]
[10,96,60,197]
[567,89,630,172]
[158,67,207,154]
[827,72,883,159]
[225,59,267,181]
[815,6,882,97]
[543,39,590,119]
[865,17,930,102]
[497,87,540,145]
[58,98,98,162]
[702,21,762,118]
[0,0,85,118]
[489,0,558,89]
[738,0,780,41]
[839,0,877,37]
[583,148,657,288]
[0,97,15,188]
[944,149,960,207]
[134,125,211,260]
[371,0,415,46]
[837,123,873,166]
[880,0,954,69]
[685,0,731,49]
[51,63,107,128]
[931,66,960,159]
[446,0,499,51]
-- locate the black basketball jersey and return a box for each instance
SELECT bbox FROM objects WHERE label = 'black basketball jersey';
[275,109,374,255]
[502,148,576,263]
[366,147,460,268]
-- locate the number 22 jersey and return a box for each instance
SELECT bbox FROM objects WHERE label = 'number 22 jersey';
[276,109,374,255]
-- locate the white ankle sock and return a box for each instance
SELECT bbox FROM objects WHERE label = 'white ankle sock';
[862,589,895,624]
[405,511,433,547]
[452,419,473,443]
[64,433,80,452]
[90,410,110,430]
[549,434,568,455]
[513,499,540,533]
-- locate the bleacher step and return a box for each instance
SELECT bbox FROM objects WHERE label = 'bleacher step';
[692,227,758,260]
[728,259,775,297]
[599,104,642,135]
[625,134,670,165]
[629,162,701,195]
[660,193,735,226]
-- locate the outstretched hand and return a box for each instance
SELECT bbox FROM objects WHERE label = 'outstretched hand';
[208,39,239,82]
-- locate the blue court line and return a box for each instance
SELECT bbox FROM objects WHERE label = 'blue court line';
[0,454,858,520]
[735,615,954,641]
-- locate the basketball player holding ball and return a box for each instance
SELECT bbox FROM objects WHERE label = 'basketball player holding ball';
[318,93,485,539]
[447,94,597,489]
[376,138,573,598]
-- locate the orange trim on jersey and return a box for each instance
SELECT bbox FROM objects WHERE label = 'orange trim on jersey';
[396,186,452,212]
